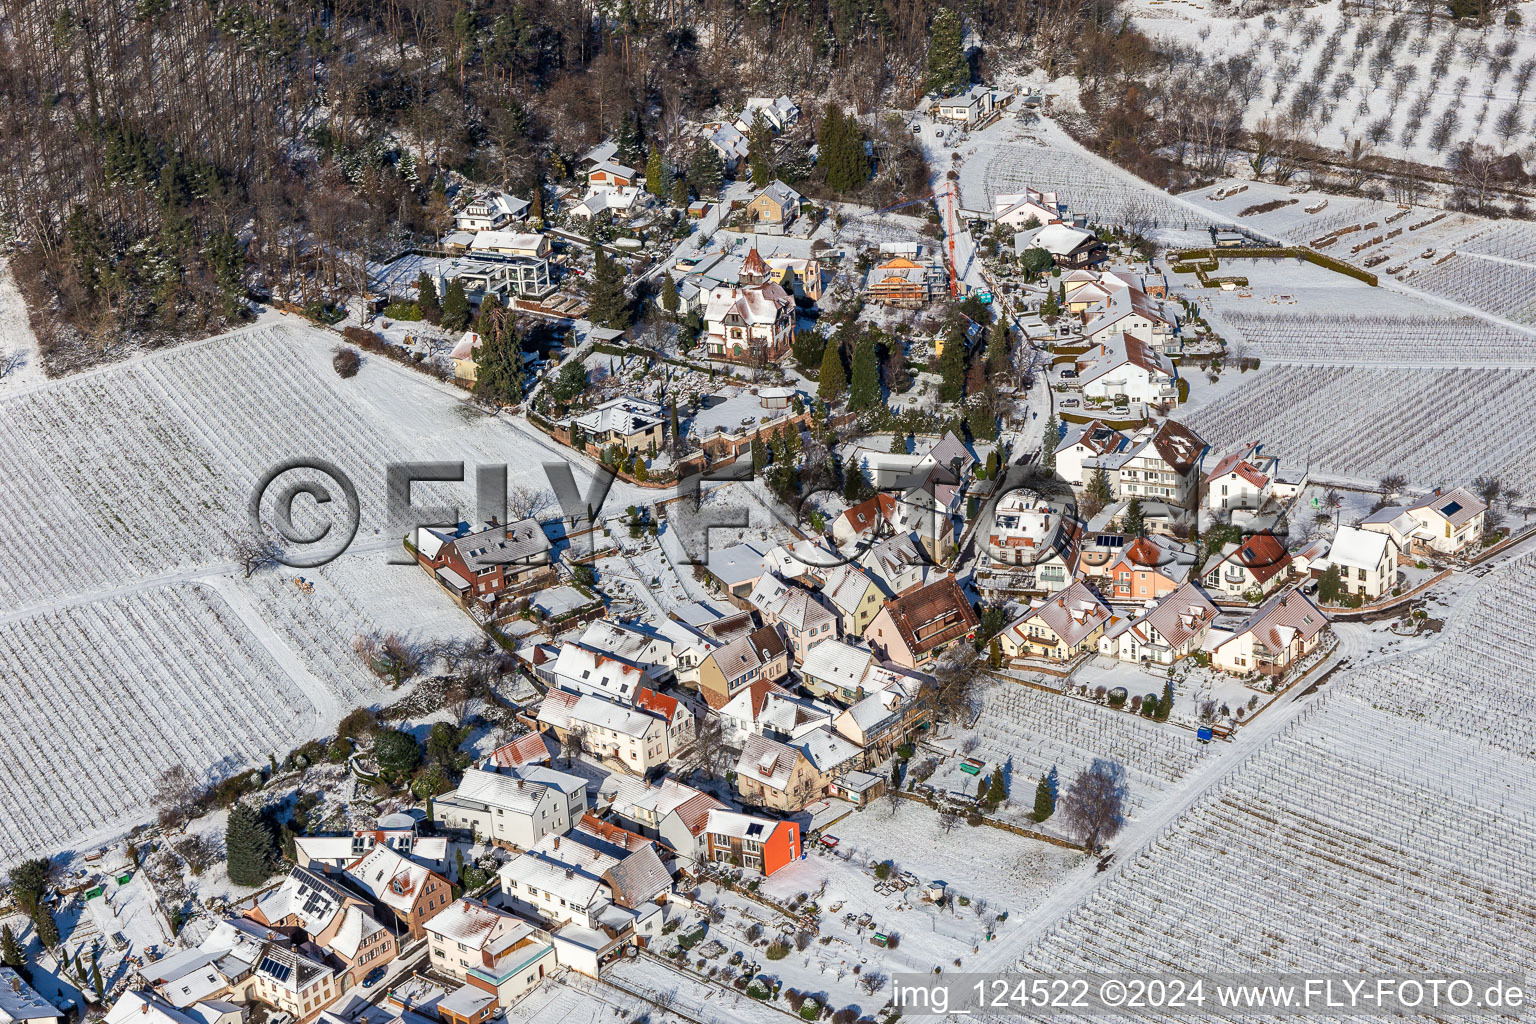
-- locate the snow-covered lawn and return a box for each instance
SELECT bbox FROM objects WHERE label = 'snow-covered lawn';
[0,258,44,387]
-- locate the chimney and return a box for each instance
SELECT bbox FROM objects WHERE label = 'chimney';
[553,835,560,850]
[141,1002,149,1014]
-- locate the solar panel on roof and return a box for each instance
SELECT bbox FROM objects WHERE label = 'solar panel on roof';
[258,957,292,982]
[746,823,764,836]
[1441,501,1462,516]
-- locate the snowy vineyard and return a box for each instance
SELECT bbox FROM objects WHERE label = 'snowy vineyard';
[1401,255,1536,328]
[1350,553,1536,760]
[962,141,1221,234]
[1218,311,1536,367]
[1015,696,1536,1013]
[0,585,315,866]
[1178,363,1536,492]
[945,684,1207,816]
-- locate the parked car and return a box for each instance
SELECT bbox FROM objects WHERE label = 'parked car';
[362,967,387,988]
[910,123,922,134]
[1060,369,1078,379]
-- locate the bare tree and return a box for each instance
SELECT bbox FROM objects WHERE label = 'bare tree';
[930,644,982,723]
[506,485,555,522]
[859,971,888,996]
[675,715,726,779]
[938,810,959,834]
[561,725,588,767]
[231,533,281,578]
[1375,473,1408,511]
[1059,759,1129,854]
[154,765,202,831]
[0,346,22,379]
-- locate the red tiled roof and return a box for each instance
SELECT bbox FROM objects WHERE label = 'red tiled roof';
[635,687,680,723]
[1230,530,1291,585]
[486,732,552,768]
[881,575,980,657]
[672,791,728,836]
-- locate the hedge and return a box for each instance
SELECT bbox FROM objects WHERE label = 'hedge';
[1168,246,1377,287]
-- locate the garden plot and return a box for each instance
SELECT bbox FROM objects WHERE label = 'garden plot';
[951,119,1220,237]
[0,584,315,867]
[1401,253,1536,327]
[1177,363,1536,493]
[1217,309,1536,367]
[924,681,1208,828]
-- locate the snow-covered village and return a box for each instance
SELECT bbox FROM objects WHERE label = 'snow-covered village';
[1,0,1535,1022]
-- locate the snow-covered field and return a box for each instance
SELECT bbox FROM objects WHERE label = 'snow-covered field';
[1133,1,1536,167]
[0,258,44,387]
[1016,550,1536,991]
[0,317,635,868]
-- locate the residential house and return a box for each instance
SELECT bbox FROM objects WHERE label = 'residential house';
[291,815,448,877]
[896,464,964,562]
[432,764,588,850]
[1100,535,1196,602]
[797,638,876,701]
[414,518,554,610]
[1115,420,1206,510]
[587,161,637,191]
[1207,589,1329,676]
[764,255,823,302]
[496,832,667,947]
[1098,582,1218,665]
[245,869,400,990]
[1325,527,1399,601]
[703,812,800,876]
[748,573,839,662]
[548,642,654,704]
[1014,223,1108,268]
[1077,332,1178,407]
[1360,486,1488,557]
[832,492,900,550]
[829,666,929,762]
[743,181,804,233]
[454,192,530,233]
[935,84,997,124]
[719,679,834,746]
[987,490,1057,566]
[733,96,799,133]
[468,231,548,260]
[731,729,859,813]
[702,250,795,363]
[701,122,751,171]
[997,580,1113,661]
[816,563,886,637]
[696,624,791,708]
[1203,530,1293,600]
[572,397,666,455]
[1205,443,1278,512]
[704,542,768,605]
[449,331,484,383]
[0,971,61,1024]
[865,575,979,670]
[424,899,556,1010]
[343,845,454,940]
[535,689,689,772]
[993,189,1062,231]
[1082,289,1176,351]
[596,776,723,864]
[861,532,935,597]
[1054,420,1132,492]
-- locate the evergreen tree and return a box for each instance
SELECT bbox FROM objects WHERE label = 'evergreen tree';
[1040,286,1060,319]
[987,766,1006,806]
[938,330,967,402]
[1033,773,1055,822]
[925,7,969,95]
[472,321,525,406]
[416,272,441,325]
[91,959,104,1003]
[818,103,869,195]
[986,320,1010,375]
[1042,415,1060,469]
[791,328,825,374]
[849,333,881,411]
[646,146,667,198]
[817,337,847,403]
[615,111,643,165]
[843,461,873,502]
[1,924,23,969]
[1123,498,1146,538]
[988,637,1002,669]
[660,273,680,315]
[966,404,997,441]
[586,248,631,329]
[890,431,907,455]
[34,909,57,950]
[225,802,276,887]
[1085,467,1113,515]
[530,186,544,224]
[669,401,681,451]
[751,436,767,476]
[688,145,723,198]
[1157,680,1174,722]
[748,111,774,188]
[671,175,690,208]
[441,278,471,331]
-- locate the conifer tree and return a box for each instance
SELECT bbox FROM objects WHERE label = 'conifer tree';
[751,436,767,476]
[748,111,774,188]
[689,146,723,197]
[441,278,470,331]
[1123,498,1146,538]
[926,8,970,95]
[586,248,631,329]
[890,431,907,455]
[225,802,276,887]
[791,328,825,374]
[473,320,525,406]
[1042,415,1060,469]
[849,333,881,411]
[987,766,1006,806]
[843,461,872,502]
[91,959,104,1003]
[1,924,23,969]
[1033,773,1055,822]
[416,272,441,324]
[646,145,667,198]
[34,908,58,950]
[660,273,680,315]
[1157,680,1174,722]
[818,337,847,403]
[671,175,690,208]
[986,320,1010,375]
[939,330,967,402]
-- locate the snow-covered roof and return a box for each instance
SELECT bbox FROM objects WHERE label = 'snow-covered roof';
[798,639,874,689]
[1015,579,1112,647]
[1016,222,1099,256]
[468,230,546,255]
[703,810,782,842]
[423,898,532,952]
[573,396,666,437]
[748,572,836,633]
[0,970,60,1024]
[703,282,794,327]
[344,845,437,915]
[1328,526,1392,571]
[329,905,388,960]
[734,734,802,791]
[794,725,863,773]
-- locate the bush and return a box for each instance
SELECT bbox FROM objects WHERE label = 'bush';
[333,347,361,378]
[745,982,771,1000]
[800,1001,821,1020]
[374,728,421,775]
[873,861,892,880]
[383,301,423,320]
[766,940,790,960]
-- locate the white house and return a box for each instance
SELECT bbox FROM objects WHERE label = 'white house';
[1205,443,1277,512]
[1098,582,1218,665]
[1326,526,1398,600]
[733,96,799,133]
[993,190,1061,230]
[1359,486,1488,557]
[454,192,530,233]
[1077,332,1178,406]
[935,85,997,124]
[432,765,588,849]
[0,970,62,1024]
[1206,589,1329,676]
